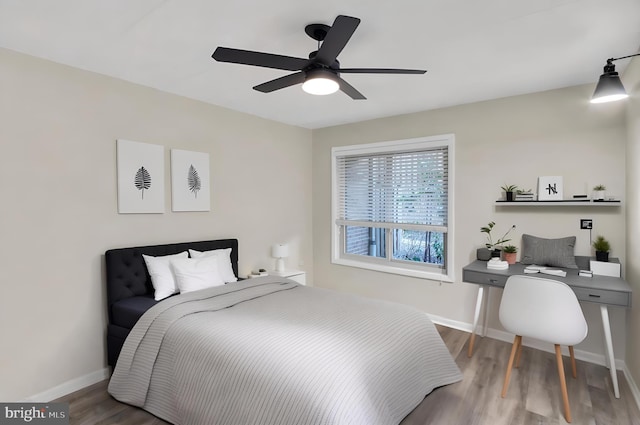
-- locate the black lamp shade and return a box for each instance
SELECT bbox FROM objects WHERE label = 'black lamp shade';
[591,71,628,103]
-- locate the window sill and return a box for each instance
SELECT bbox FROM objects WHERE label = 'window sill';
[332,257,454,283]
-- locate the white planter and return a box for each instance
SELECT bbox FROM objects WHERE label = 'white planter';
[593,190,606,200]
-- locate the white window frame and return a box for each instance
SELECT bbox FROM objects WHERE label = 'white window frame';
[331,134,455,282]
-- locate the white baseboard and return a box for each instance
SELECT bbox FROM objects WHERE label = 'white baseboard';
[426,312,623,369]
[24,368,110,402]
[623,364,640,412]
[427,313,474,334]
[427,312,640,412]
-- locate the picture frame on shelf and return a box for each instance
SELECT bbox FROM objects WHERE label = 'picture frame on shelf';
[537,176,563,201]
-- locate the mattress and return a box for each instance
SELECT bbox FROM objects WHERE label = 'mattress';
[111,295,159,329]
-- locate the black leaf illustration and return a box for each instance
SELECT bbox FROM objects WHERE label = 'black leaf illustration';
[188,164,201,198]
[134,166,152,199]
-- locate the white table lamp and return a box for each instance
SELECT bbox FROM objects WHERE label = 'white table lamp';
[272,244,289,272]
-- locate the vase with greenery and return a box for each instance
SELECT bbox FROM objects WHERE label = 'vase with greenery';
[480,221,516,257]
[592,235,610,262]
[502,245,518,264]
[593,184,606,201]
[501,184,518,202]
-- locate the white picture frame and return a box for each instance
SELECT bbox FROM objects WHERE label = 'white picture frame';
[171,149,210,212]
[537,176,563,201]
[116,139,165,214]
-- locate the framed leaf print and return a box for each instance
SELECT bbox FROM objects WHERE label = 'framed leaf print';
[116,139,165,213]
[171,149,210,212]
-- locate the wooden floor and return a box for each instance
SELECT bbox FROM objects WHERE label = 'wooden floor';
[57,326,640,425]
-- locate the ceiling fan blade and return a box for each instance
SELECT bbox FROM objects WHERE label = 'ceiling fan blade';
[315,15,360,66]
[213,47,309,71]
[338,77,366,100]
[339,68,427,74]
[253,72,306,93]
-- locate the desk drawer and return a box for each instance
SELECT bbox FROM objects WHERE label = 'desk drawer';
[463,270,508,287]
[572,287,630,307]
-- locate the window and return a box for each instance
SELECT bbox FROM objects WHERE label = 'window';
[331,135,454,281]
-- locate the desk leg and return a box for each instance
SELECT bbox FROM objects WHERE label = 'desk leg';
[468,285,486,357]
[482,286,491,337]
[600,305,620,398]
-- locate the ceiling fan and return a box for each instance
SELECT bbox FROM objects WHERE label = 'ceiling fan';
[211,15,426,100]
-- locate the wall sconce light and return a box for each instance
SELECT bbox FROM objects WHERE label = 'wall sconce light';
[271,243,289,272]
[591,53,640,104]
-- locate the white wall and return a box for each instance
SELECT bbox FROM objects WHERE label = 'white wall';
[0,47,313,401]
[624,57,640,391]
[312,84,628,363]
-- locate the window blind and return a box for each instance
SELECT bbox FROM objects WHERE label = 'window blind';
[336,147,448,230]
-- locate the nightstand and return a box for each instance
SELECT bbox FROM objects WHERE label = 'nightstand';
[270,269,306,285]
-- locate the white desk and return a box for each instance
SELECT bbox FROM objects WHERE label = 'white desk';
[462,260,631,398]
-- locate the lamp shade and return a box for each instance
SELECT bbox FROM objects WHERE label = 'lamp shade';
[302,69,339,95]
[272,244,289,259]
[591,69,628,104]
[272,244,289,272]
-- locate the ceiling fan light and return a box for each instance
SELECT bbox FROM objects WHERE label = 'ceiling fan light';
[590,70,628,104]
[302,71,339,95]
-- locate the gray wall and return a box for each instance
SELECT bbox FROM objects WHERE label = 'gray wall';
[0,47,313,401]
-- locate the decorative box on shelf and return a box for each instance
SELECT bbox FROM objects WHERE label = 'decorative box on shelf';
[589,258,621,278]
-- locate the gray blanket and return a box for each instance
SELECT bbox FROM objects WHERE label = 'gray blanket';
[109,277,461,425]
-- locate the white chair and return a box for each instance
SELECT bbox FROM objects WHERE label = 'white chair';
[499,275,588,423]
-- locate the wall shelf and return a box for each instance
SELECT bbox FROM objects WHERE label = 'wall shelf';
[495,200,621,207]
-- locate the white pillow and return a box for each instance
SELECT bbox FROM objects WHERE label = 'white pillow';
[189,248,238,283]
[142,251,189,301]
[171,256,225,294]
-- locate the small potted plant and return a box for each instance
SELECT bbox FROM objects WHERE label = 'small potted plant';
[501,184,518,202]
[502,245,518,264]
[593,184,606,201]
[592,235,610,262]
[479,221,516,259]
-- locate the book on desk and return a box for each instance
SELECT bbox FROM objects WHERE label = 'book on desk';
[522,264,567,277]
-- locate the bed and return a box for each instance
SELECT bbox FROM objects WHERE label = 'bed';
[106,239,462,425]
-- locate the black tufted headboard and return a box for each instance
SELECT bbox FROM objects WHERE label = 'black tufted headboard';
[106,239,239,318]
[105,239,239,366]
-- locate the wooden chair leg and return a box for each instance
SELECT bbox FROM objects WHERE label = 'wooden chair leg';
[502,335,521,397]
[569,346,577,379]
[515,338,523,368]
[555,344,572,423]
[468,332,476,358]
